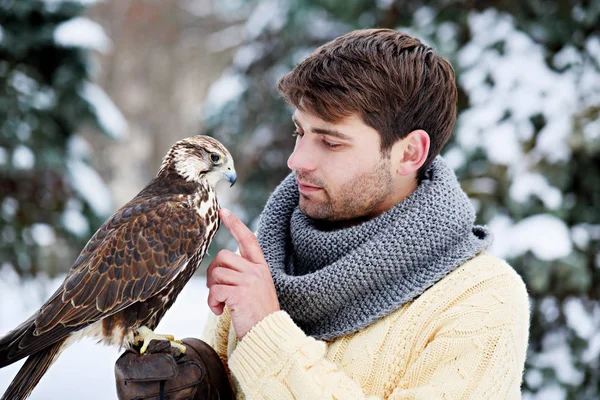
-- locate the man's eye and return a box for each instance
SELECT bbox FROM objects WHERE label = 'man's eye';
[323,140,341,149]
[292,130,303,138]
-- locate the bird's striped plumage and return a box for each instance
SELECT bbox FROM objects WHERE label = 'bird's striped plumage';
[0,135,235,400]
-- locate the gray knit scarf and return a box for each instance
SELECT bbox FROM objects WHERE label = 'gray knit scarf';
[256,156,492,341]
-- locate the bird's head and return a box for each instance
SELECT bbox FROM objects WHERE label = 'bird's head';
[161,135,237,188]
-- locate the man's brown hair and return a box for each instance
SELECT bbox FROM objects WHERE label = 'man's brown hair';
[277,29,457,181]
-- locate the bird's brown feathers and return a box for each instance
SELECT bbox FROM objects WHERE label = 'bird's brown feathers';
[0,135,229,371]
[33,194,208,335]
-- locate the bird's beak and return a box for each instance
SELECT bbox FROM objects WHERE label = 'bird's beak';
[223,171,237,187]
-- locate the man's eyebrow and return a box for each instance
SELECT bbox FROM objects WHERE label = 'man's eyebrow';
[292,116,352,141]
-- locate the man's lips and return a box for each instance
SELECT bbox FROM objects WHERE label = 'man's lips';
[297,181,322,193]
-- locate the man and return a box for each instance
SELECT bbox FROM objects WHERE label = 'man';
[202,29,530,399]
[125,29,530,399]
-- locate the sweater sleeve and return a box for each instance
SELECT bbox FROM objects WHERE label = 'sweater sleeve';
[228,272,529,400]
[228,311,378,400]
[201,307,236,381]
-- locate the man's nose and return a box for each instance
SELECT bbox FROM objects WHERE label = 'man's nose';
[287,136,317,172]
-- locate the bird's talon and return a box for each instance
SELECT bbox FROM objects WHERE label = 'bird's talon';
[134,326,185,355]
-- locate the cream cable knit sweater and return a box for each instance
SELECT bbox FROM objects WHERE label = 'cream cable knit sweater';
[202,252,530,399]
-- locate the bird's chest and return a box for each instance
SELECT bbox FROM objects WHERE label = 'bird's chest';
[192,189,220,239]
[147,192,221,317]
[101,191,221,346]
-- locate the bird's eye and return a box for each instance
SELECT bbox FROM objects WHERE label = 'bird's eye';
[210,153,221,164]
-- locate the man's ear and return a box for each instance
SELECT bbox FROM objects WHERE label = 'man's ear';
[392,130,430,176]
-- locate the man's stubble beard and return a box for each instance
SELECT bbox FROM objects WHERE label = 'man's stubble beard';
[297,157,394,222]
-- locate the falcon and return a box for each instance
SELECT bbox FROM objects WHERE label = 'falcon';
[0,135,236,400]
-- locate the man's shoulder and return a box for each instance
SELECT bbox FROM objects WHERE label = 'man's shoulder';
[433,252,529,310]
[378,252,529,345]
[452,252,525,286]
[406,252,529,316]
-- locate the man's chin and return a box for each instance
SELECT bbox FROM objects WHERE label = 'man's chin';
[298,199,337,221]
[299,199,324,219]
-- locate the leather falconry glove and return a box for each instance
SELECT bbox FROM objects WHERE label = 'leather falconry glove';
[115,338,233,400]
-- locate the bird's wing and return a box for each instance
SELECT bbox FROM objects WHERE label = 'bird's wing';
[33,194,211,335]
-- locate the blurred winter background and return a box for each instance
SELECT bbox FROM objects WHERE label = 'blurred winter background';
[0,0,599,398]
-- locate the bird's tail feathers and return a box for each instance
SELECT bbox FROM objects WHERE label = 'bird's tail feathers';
[0,315,37,368]
[1,339,66,400]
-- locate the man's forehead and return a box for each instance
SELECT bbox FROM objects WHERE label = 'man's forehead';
[292,110,362,130]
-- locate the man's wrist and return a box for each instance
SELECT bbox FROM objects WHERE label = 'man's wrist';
[229,311,309,391]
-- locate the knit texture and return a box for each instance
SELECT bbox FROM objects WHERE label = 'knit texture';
[202,252,530,399]
[256,156,492,340]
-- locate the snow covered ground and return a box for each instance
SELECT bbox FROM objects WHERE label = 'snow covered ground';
[0,270,211,399]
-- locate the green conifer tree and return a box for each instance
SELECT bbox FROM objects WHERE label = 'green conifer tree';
[0,0,123,277]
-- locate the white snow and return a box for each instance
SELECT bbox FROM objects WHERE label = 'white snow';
[62,198,90,237]
[81,82,128,139]
[210,0,252,21]
[553,45,582,70]
[525,368,543,389]
[8,70,56,110]
[54,17,111,53]
[61,208,90,237]
[32,88,57,111]
[376,0,394,9]
[523,384,566,400]
[29,224,57,247]
[442,146,466,170]
[571,225,590,250]
[531,330,584,386]
[583,116,600,142]
[291,47,315,64]
[203,73,246,118]
[242,123,274,158]
[435,22,459,53]
[304,9,351,41]
[563,297,595,339]
[585,35,600,66]
[43,0,100,6]
[2,226,16,245]
[583,328,600,364]
[12,145,35,170]
[456,8,599,201]
[0,275,212,400]
[1,197,18,219]
[482,122,522,165]
[68,135,92,159]
[535,116,572,164]
[9,71,37,97]
[244,0,287,40]
[16,122,31,142]
[509,172,563,210]
[412,7,436,37]
[539,296,560,323]
[67,159,113,216]
[488,214,572,261]
[570,224,600,251]
[470,177,497,195]
[232,43,266,70]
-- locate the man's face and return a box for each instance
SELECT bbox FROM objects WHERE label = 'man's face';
[287,110,397,221]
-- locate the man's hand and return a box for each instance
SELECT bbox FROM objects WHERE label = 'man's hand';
[207,208,280,340]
